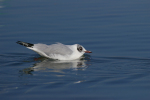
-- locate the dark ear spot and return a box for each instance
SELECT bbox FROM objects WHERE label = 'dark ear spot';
[77,45,83,52]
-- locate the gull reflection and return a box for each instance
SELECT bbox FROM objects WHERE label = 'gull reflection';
[20,57,90,75]
[33,58,87,72]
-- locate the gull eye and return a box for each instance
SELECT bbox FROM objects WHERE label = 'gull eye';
[77,46,83,52]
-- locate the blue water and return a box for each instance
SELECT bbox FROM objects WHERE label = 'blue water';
[0,0,150,100]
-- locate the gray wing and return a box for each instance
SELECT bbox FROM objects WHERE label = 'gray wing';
[33,43,73,56]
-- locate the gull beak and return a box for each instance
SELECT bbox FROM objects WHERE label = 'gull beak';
[84,50,92,53]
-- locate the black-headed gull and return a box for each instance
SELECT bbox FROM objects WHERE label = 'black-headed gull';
[16,41,92,60]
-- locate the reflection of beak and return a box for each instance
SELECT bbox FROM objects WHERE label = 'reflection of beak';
[84,51,92,53]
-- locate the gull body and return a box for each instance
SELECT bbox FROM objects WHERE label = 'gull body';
[16,41,92,60]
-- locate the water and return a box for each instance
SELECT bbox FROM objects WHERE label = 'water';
[0,0,150,100]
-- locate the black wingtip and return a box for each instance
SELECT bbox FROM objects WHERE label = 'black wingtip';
[16,41,34,47]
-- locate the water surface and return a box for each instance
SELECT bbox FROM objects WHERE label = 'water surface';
[0,0,150,100]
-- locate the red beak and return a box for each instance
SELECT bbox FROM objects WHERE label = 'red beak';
[84,51,92,53]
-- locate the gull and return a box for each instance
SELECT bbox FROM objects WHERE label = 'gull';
[16,41,92,60]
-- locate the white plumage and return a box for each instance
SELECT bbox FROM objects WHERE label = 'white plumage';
[17,41,92,60]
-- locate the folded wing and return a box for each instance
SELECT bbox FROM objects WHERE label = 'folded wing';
[32,43,73,57]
